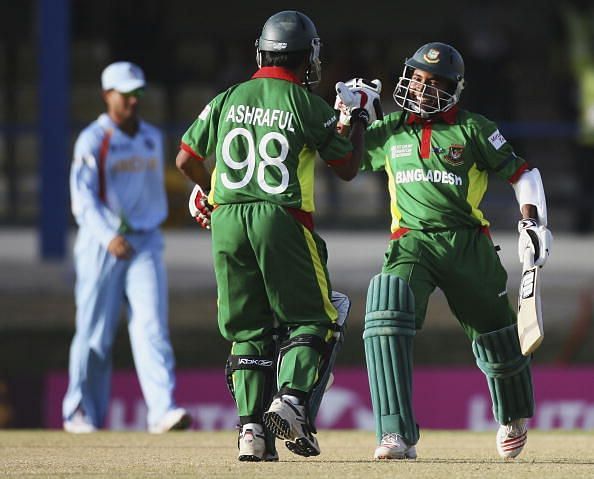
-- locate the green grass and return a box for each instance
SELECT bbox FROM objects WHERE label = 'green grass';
[1,430,593,478]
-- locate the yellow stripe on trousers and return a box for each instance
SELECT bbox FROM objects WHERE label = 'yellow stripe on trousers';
[301,226,338,340]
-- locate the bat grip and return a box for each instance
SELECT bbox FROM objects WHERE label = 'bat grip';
[523,248,535,270]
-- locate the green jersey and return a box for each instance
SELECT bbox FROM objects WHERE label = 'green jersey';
[362,108,528,234]
[181,67,352,212]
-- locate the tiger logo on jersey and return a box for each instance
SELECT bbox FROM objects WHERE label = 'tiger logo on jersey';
[445,144,465,166]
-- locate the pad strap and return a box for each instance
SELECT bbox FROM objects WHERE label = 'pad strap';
[227,355,275,371]
[475,354,530,379]
[279,334,327,356]
[225,354,275,398]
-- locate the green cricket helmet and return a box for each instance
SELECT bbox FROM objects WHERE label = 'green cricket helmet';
[394,42,465,117]
[255,10,322,86]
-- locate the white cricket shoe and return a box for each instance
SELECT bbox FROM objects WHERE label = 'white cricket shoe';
[63,409,96,434]
[238,423,266,461]
[263,397,320,457]
[237,423,279,461]
[149,408,192,434]
[374,433,417,460]
[496,418,527,459]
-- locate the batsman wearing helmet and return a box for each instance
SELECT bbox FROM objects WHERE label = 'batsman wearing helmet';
[176,11,377,461]
[336,42,552,460]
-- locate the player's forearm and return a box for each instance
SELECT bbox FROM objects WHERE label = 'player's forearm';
[347,122,366,178]
[512,168,547,226]
[331,122,365,181]
[520,204,537,220]
[175,150,211,191]
[78,206,119,248]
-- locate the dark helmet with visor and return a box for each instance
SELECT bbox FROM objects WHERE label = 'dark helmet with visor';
[394,42,465,117]
[255,10,322,86]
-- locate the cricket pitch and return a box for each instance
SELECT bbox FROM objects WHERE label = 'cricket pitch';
[1,430,593,478]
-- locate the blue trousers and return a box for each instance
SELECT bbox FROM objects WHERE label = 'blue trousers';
[63,228,177,428]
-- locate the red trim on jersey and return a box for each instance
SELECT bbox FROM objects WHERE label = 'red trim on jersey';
[420,123,432,159]
[406,106,459,126]
[407,107,459,159]
[480,225,492,239]
[98,129,113,203]
[286,207,314,231]
[252,67,301,85]
[508,162,530,184]
[390,227,411,240]
[391,226,489,240]
[326,152,351,166]
[180,142,205,161]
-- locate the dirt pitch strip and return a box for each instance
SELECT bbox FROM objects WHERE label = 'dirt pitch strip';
[1,430,593,478]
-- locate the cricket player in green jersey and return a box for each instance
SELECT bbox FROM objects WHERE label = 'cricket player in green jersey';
[336,42,552,460]
[175,11,379,461]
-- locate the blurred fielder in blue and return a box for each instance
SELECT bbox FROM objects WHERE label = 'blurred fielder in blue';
[63,62,190,433]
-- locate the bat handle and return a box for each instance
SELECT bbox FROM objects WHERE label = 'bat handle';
[523,248,535,270]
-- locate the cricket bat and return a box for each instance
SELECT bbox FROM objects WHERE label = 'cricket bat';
[517,249,543,356]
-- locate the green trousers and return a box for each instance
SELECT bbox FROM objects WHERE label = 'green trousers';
[211,202,336,419]
[383,228,515,339]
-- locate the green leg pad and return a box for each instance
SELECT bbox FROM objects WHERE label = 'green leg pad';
[363,274,419,445]
[228,340,277,458]
[230,341,272,419]
[472,324,534,425]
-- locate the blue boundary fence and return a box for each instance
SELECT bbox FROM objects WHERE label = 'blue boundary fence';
[38,0,69,259]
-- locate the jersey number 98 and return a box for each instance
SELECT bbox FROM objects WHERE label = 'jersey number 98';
[221,127,289,194]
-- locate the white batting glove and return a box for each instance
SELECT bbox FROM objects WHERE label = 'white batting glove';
[189,184,213,230]
[518,218,552,267]
[333,87,355,126]
[334,78,383,127]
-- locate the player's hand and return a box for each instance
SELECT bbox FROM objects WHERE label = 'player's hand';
[334,78,383,127]
[518,218,552,267]
[189,184,213,230]
[107,235,134,259]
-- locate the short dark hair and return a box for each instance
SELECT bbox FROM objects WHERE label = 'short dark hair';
[260,50,309,69]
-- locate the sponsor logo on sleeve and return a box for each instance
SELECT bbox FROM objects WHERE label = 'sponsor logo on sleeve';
[198,104,211,121]
[323,114,337,128]
[488,129,507,150]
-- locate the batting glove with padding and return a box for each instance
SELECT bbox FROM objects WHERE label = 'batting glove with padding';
[518,218,552,267]
[334,78,383,127]
[189,184,213,230]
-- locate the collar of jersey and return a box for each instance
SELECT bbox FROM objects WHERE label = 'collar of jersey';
[98,113,145,135]
[252,67,301,85]
[406,106,459,125]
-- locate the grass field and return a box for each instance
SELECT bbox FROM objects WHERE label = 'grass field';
[1,430,593,478]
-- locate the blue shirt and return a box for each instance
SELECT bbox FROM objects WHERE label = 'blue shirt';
[70,113,168,246]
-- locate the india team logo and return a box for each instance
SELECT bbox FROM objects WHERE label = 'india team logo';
[445,144,465,166]
[423,48,441,63]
